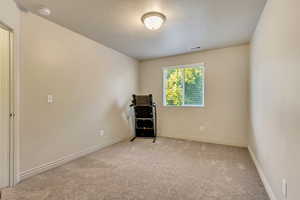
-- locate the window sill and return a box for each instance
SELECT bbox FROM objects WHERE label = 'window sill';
[163,105,205,108]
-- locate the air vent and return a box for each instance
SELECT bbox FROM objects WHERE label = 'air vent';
[38,7,51,16]
[190,46,201,51]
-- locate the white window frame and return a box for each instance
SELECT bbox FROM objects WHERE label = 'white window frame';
[163,63,205,107]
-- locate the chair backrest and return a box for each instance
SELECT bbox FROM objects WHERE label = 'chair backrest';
[132,94,153,106]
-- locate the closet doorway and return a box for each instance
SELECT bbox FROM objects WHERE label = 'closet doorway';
[0,23,14,189]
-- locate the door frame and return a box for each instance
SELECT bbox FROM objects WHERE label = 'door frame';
[0,21,19,187]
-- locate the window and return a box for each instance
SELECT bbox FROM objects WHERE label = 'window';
[163,64,205,107]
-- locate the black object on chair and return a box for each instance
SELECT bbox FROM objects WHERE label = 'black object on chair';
[130,94,157,143]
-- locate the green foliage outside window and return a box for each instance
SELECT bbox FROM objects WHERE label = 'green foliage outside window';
[164,66,204,106]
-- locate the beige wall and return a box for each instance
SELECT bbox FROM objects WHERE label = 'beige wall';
[0,0,20,30]
[20,13,138,173]
[139,45,249,147]
[250,0,300,199]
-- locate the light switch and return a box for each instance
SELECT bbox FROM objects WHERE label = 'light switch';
[47,95,53,104]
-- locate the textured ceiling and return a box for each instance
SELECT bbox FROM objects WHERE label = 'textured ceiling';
[16,0,266,60]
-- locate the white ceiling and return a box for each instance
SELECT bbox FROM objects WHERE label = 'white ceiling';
[16,0,266,60]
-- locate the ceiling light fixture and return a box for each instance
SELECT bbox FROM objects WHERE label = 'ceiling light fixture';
[141,12,166,30]
[38,7,51,16]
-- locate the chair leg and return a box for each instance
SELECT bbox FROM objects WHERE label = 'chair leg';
[130,137,136,142]
[153,137,156,143]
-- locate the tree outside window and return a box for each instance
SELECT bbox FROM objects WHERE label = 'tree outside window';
[164,65,204,107]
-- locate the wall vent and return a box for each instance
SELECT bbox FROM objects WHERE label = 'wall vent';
[190,46,201,51]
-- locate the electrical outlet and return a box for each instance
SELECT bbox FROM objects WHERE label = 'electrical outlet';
[47,94,53,104]
[200,126,206,132]
[99,130,104,136]
[282,179,287,200]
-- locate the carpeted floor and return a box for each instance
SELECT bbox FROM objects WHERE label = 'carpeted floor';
[2,137,269,200]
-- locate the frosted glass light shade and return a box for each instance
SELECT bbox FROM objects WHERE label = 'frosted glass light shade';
[142,12,166,30]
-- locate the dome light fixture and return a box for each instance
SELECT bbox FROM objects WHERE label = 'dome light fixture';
[141,12,166,30]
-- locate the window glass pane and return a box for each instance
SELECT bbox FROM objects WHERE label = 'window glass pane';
[184,67,204,106]
[164,65,204,107]
[165,68,184,106]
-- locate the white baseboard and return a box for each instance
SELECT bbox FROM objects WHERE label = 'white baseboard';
[20,139,125,181]
[248,146,278,200]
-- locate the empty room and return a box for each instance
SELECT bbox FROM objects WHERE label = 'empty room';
[0,0,299,199]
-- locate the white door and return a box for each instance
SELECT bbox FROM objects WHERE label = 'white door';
[0,27,11,189]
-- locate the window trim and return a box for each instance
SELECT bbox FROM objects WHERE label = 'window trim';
[162,63,205,108]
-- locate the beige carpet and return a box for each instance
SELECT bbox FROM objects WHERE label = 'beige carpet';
[3,137,269,200]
